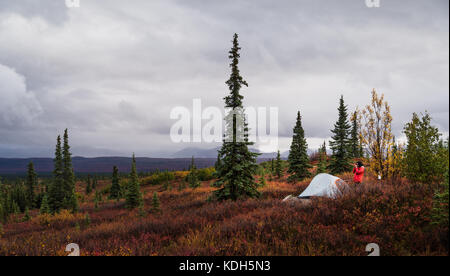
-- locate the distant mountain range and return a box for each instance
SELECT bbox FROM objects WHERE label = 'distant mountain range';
[0,147,322,174]
[171,147,291,159]
[0,155,276,175]
[0,157,216,174]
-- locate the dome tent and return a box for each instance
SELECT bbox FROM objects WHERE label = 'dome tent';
[298,173,348,199]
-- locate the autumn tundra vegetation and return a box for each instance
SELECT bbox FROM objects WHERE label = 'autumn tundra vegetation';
[0,34,448,256]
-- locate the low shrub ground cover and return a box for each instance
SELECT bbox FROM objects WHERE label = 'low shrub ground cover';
[0,173,447,256]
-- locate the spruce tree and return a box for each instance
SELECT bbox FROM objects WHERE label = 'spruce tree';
[40,194,50,214]
[94,191,101,210]
[214,153,222,171]
[62,129,78,212]
[48,135,64,213]
[259,169,267,187]
[287,111,312,182]
[350,111,361,158]
[0,203,5,224]
[84,213,91,227]
[316,141,328,175]
[25,162,37,209]
[0,181,8,222]
[1,189,12,222]
[110,166,121,199]
[187,156,200,189]
[23,207,31,222]
[125,154,142,209]
[85,175,92,195]
[271,159,275,174]
[151,192,161,213]
[275,150,283,179]
[163,171,171,191]
[138,200,147,218]
[212,33,260,201]
[432,170,449,226]
[12,201,20,215]
[92,175,97,190]
[328,96,352,174]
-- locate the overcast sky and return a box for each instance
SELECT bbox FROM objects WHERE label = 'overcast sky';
[0,0,448,157]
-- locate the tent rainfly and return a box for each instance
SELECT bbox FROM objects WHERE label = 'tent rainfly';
[298,173,348,199]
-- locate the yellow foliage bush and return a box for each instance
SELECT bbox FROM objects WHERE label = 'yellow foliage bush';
[174,171,189,179]
[34,210,84,228]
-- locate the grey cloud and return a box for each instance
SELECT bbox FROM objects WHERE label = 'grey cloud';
[0,0,69,25]
[0,64,42,128]
[0,0,448,156]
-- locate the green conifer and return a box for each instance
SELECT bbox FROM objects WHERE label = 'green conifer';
[40,194,50,214]
[125,154,143,209]
[328,96,352,174]
[138,200,147,218]
[259,169,267,187]
[287,111,312,182]
[212,33,260,201]
[48,135,64,213]
[84,213,91,227]
[214,153,222,171]
[23,207,31,222]
[110,166,121,199]
[26,162,37,209]
[86,175,92,195]
[316,141,328,175]
[92,175,97,190]
[62,129,78,213]
[151,192,161,213]
[188,156,200,189]
[275,150,283,178]
[350,111,361,158]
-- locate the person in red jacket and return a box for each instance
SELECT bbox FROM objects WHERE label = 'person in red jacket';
[352,161,365,184]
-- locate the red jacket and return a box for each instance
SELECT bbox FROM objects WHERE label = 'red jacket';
[353,166,365,183]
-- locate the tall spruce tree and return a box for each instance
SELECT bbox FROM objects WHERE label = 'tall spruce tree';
[110,166,121,199]
[48,135,64,213]
[275,150,283,178]
[287,111,312,182]
[125,154,142,209]
[62,129,78,212]
[25,162,37,208]
[328,96,352,174]
[212,33,260,201]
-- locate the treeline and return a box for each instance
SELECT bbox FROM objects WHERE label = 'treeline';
[0,135,218,224]
[0,130,78,222]
[282,88,448,184]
